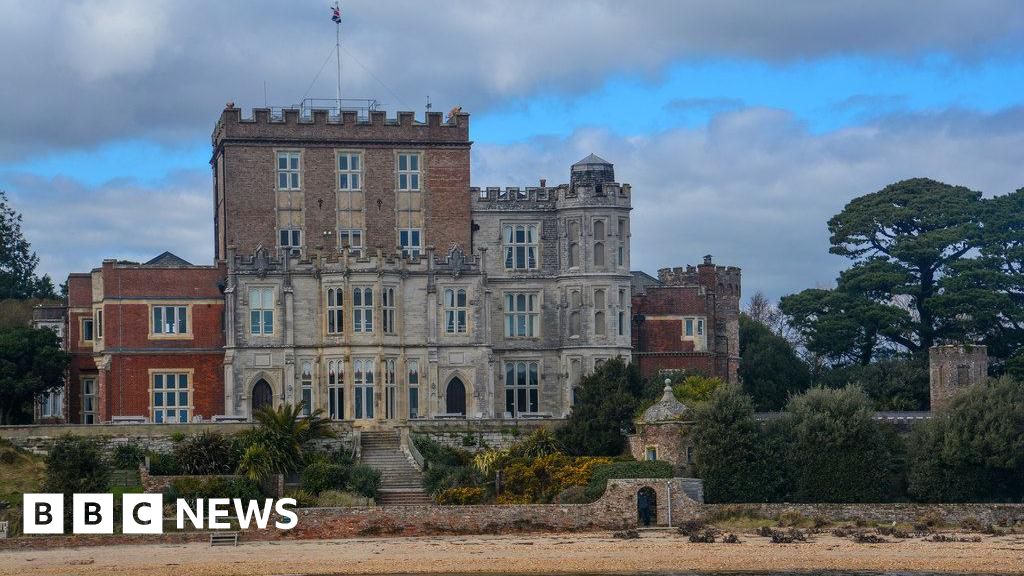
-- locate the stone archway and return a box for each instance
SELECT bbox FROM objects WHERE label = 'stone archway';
[637,486,657,527]
[251,379,273,415]
[445,377,466,416]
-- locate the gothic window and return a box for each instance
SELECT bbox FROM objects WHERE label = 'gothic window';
[505,293,539,338]
[353,287,373,333]
[445,288,468,333]
[327,288,343,334]
[503,224,538,270]
[568,220,581,268]
[300,361,313,417]
[505,361,540,417]
[618,218,627,267]
[618,289,627,336]
[353,359,375,419]
[384,358,397,420]
[594,289,606,336]
[593,220,606,268]
[382,287,396,334]
[82,377,97,424]
[327,360,344,420]
[408,359,420,419]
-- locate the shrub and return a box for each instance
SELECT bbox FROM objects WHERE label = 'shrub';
[507,428,562,459]
[236,443,275,482]
[554,486,590,504]
[435,486,485,505]
[146,451,181,476]
[174,431,235,475]
[583,460,673,501]
[301,461,349,495]
[500,454,613,504]
[109,442,147,470]
[423,464,483,496]
[166,476,262,504]
[348,464,381,499]
[43,435,110,494]
[286,489,318,508]
[413,435,471,467]
[317,490,373,507]
[676,518,706,536]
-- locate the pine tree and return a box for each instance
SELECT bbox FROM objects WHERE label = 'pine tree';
[0,191,56,300]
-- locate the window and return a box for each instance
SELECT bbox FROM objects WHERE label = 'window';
[152,305,188,335]
[397,152,420,191]
[382,287,396,334]
[646,447,657,462]
[152,372,190,424]
[353,359,375,419]
[568,221,580,268]
[326,288,343,334]
[444,288,467,334]
[300,361,313,417]
[96,309,104,339]
[618,289,627,337]
[82,378,97,424]
[503,224,538,270]
[682,316,707,351]
[408,360,420,419]
[279,229,302,252]
[505,361,539,417]
[249,287,274,335]
[384,358,397,420]
[337,151,362,190]
[40,388,63,418]
[594,289,606,336]
[504,293,539,338]
[618,218,627,267]
[399,228,421,258]
[339,229,363,254]
[593,220,605,267]
[327,360,344,420]
[82,318,94,342]
[353,287,373,333]
[277,151,301,189]
[569,290,582,337]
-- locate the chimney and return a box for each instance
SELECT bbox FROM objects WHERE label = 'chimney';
[540,178,546,188]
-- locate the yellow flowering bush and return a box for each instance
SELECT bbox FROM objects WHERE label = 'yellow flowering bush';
[435,486,485,505]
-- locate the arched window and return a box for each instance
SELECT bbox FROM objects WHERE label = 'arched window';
[300,361,313,416]
[326,287,343,334]
[568,221,581,268]
[327,360,344,420]
[354,358,374,419]
[595,311,606,336]
[593,221,606,267]
[354,287,373,333]
[570,311,581,337]
[445,288,468,333]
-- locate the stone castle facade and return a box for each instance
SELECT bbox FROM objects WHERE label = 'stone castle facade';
[40,104,739,426]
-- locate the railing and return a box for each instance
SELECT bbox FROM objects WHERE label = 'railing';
[398,426,426,471]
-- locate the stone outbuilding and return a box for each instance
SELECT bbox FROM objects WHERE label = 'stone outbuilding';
[628,382,696,476]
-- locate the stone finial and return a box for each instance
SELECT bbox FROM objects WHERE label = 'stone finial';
[641,383,690,423]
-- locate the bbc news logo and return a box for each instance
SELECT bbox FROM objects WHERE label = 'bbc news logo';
[23,494,298,534]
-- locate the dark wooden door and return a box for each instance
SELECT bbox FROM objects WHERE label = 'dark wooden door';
[251,379,273,414]
[446,378,466,416]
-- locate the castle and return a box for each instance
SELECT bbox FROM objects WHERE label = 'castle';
[33,104,740,426]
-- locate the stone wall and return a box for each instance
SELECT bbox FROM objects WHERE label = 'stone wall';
[929,344,988,411]
[410,419,557,452]
[0,422,354,455]
[703,502,1024,527]
[0,478,699,549]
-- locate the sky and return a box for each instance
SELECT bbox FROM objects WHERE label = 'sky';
[2,0,1024,301]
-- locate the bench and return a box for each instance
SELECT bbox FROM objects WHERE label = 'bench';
[210,531,239,546]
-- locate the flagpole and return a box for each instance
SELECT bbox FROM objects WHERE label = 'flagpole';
[335,3,342,115]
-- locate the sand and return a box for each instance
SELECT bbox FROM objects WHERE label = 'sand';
[1,531,1023,575]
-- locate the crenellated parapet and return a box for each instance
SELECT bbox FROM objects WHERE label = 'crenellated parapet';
[472,182,631,209]
[213,104,470,147]
[657,257,741,299]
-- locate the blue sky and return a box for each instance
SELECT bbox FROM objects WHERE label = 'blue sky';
[3,1,1024,301]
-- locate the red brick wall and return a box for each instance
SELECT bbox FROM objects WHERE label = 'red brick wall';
[426,148,471,251]
[102,353,224,421]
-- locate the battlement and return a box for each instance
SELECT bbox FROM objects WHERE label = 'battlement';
[657,256,741,298]
[226,244,479,274]
[213,104,470,146]
[472,183,631,204]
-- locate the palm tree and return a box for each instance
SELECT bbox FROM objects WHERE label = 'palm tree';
[237,403,335,476]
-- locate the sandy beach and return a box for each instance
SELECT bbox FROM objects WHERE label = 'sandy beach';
[1,531,1022,576]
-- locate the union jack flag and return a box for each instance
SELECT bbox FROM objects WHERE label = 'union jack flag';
[331,4,341,23]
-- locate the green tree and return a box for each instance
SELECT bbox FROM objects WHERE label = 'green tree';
[0,326,69,424]
[671,374,725,405]
[907,376,1024,502]
[816,358,929,411]
[692,385,784,503]
[0,191,57,300]
[42,435,110,494]
[738,314,811,411]
[826,178,984,354]
[782,386,903,502]
[557,358,658,456]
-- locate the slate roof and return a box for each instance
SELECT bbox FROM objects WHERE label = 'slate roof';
[572,153,611,166]
[143,251,193,267]
[641,385,691,423]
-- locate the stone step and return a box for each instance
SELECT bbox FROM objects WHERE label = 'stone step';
[376,490,433,506]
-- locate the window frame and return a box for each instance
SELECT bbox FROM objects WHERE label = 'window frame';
[396,151,421,191]
[279,229,303,253]
[338,228,364,255]
[353,286,374,333]
[408,359,420,419]
[327,359,345,421]
[248,286,276,336]
[503,292,540,338]
[80,317,95,343]
[444,288,468,334]
[149,370,193,424]
[353,358,375,420]
[382,286,397,334]
[326,287,344,335]
[150,304,192,339]
[399,228,422,259]
[276,150,302,190]
[504,360,540,417]
[336,150,363,191]
[82,377,97,424]
[503,223,539,271]
[299,360,314,417]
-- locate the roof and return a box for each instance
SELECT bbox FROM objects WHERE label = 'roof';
[144,252,193,267]
[641,385,691,423]
[572,153,611,166]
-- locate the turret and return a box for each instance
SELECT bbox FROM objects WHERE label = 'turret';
[570,153,615,194]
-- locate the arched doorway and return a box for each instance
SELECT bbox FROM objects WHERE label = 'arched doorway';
[446,377,466,416]
[637,487,657,527]
[251,379,273,415]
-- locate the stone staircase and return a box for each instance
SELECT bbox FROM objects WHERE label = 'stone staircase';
[359,430,433,506]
